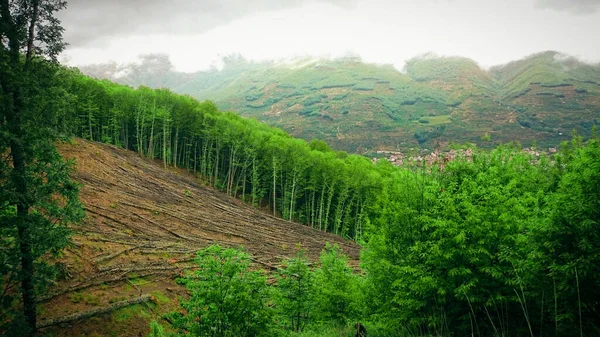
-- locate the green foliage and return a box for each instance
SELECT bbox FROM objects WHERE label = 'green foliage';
[157,245,366,337]
[312,244,362,325]
[302,95,324,106]
[275,250,314,332]
[0,1,84,334]
[529,138,600,335]
[413,125,445,144]
[361,139,600,336]
[149,321,167,337]
[308,139,332,153]
[168,245,272,337]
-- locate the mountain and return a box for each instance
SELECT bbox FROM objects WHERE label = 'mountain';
[39,139,359,337]
[79,52,600,153]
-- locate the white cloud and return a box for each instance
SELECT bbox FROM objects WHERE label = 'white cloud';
[535,0,600,14]
[62,0,600,72]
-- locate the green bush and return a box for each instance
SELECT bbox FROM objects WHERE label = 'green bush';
[166,245,273,337]
[312,244,362,325]
[275,250,314,332]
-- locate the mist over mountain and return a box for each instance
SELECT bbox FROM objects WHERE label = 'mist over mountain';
[79,51,600,152]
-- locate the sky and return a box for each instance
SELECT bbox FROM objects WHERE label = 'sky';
[58,0,600,72]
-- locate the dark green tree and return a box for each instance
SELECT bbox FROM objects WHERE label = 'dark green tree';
[0,0,83,335]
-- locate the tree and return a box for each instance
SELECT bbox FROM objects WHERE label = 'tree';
[168,245,272,337]
[532,138,600,335]
[0,1,83,335]
[275,249,314,332]
[313,244,361,325]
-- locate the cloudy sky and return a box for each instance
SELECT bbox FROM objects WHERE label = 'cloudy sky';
[58,0,600,72]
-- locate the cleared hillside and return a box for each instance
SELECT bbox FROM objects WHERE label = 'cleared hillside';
[81,52,600,152]
[38,139,359,337]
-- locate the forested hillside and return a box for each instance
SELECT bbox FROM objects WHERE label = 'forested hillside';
[81,52,600,152]
[59,69,600,336]
[64,70,377,240]
[2,60,599,336]
[2,1,599,336]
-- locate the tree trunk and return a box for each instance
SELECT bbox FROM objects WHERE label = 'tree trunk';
[2,1,40,331]
[289,170,297,221]
[162,115,167,168]
[318,182,326,230]
[148,99,156,158]
[193,138,198,174]
[272,157,278,217]
[12,142,37,333]
[241,157,248,201]
[25,1,40,62]
[214,142,220,188]
[173,127,179,167]
[251,155,260,207]
[324,180,336,232]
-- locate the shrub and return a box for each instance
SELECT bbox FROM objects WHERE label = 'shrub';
[166,245,273,337]
[275,250,314,332]
[312,244,362,325]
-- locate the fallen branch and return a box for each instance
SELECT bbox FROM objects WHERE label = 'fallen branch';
[97,263,178,273]
[127,279,142,296]
[95,246,139,264]
[37,270,173,302]
[250,258,278,271]
[37,295,152,329]
[132,212,198,242]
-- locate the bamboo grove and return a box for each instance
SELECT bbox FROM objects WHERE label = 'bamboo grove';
[62,70,381,241]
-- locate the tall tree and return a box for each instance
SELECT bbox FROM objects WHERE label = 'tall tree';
[0,1,83,334]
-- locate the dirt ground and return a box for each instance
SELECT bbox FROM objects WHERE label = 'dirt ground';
[38,139,360,337]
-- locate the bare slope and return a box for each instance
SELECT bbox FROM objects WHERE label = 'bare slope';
[38,139,359,336]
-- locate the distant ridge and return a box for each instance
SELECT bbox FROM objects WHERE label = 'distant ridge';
[79,52,600,152]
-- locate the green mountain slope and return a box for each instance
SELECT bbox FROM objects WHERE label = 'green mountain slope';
[80,52,600,152]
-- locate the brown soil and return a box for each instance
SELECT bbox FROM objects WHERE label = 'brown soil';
[38,139,360,337]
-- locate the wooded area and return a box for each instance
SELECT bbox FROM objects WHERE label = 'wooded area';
[60,69,600,337]
[2,1,599,336]
[63,73,377,242]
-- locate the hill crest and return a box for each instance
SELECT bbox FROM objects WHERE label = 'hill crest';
[79,52,600,152]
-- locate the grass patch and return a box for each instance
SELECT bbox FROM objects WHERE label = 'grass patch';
[150,291,171,305]
[129,277,151,286]
[70,292,83,303]
[112,304,151,323]
[71,292,101,306]
[421,115,452,125]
